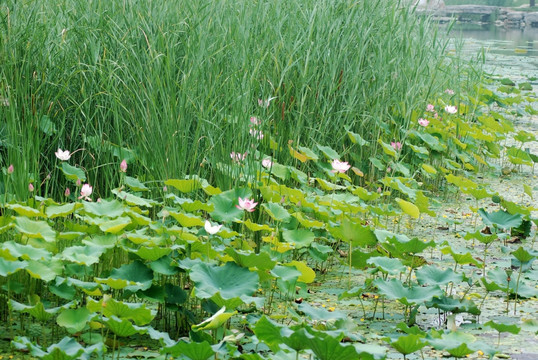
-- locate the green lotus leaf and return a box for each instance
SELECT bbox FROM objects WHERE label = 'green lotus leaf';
[521,318,538,333]
[351,186,380,202]
[412,130,446,152]
[14,217,56,242]
[192,306,236,332]
[463,230,497,244]
[150,255,179,275]
[125,208,152,226]
[125,176,148,191]
[316,144,340,160]
[61,245,105,266]
[304,328,360,360]
[373,278,442,306]
[180,199,214,213]
[416,265,462,286]
[83,199,124,217]
[165,283,187,305]
[112,188,156,207]
[426,296,480,315]
[485,320,521,335]
[57,308,91,333]
[163,340,215,360]
[282,229,315,249]
[10,298,72,321]
[389,334,427,356]
[108,260,153,292]
[164,179,202,193]
[339,218,377,247]
[0,258,28,276]
[241,219,274,232]
[478,208,523,230]
[387,236,435,255]
[262,202,291,222]
[209,188,252,222]
[512,246,534,264]
[309,241,333,262]
[60,162,86,182]
[82,234,118,249]
[378,139,397,158]
[1,240,51,261]
[12,336,103,360]
[347,129,368,146]
[225,248,276,270]
[100,298,155,325]
[296,302,347,321]
[26,259,62,282]
[367,257,406,275]
[285,261,315,283]
[104,315,147,337]
[507,146,533,166]
[49,280,76,300]
[6,204,45,217]
[131,246,172,261]
[442,247,481,267]
[315,178,346,191]
[254,316,284,353]
[428,331,476,354]
[98,216,132,234]
[58,232,85,241]
[169,211,204,227]
[190,262,259,300]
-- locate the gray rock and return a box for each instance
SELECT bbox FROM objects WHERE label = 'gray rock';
[525,12,538,28]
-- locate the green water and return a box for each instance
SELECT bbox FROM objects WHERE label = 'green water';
[447,24,538,81]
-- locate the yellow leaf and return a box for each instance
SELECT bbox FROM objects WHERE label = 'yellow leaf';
[286,261,316,283]
[395,198,420,219]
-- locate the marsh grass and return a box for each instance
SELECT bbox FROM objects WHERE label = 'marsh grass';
[1,0,464,198]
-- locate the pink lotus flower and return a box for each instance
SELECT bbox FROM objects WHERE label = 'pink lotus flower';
[236,197,258,212]
[28,183,34,192]
[120,159,127,172]
[391,141,402,151]
[261,158,273,168]
[418,118,429,127]
[78,183,93,201]
[230,152,247,162]
[204,220,223,235]
[249,129,264,140]
[55,148,71,161]
[250,116,261,125]
[7,164,13,174]
[445,105,457,114]
[426,104,435,112]
[445,89,455,95]
[331,159,351,173]
[258,97,276,108]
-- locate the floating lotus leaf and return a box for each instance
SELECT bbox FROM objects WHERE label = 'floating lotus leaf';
[190,262,259,300]
[296,302,347,321]
[14,217,56,242]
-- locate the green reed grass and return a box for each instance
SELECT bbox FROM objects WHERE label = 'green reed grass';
[0,0,465,198]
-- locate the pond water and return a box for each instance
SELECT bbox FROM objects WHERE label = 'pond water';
[444,24,538,81]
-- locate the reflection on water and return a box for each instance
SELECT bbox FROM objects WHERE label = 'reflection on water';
[443,23,538,80]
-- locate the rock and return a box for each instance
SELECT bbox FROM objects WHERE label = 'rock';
[525,12,538,28]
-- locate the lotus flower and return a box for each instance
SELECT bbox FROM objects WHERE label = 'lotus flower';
[262,158,273,168]
[78,183,93,201]
[65,188,71,197]
[418,118,429,127]
[230,152,247,162]
[258,97,276,108]
[426,104,435,112]
[120,159,127,172]
[331,159,351,173]
[445,89,455,95]
[7,164,13,174]
[249,129,264,140]
[204,220,223,235]
[236,197,258,212]
[250,116,261,125]
[28,183,34,192]
[445,105,457,114]
[391,141,402,151]
[55,148,71,161]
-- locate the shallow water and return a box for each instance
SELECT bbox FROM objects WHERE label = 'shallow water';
[446,24,538,81]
